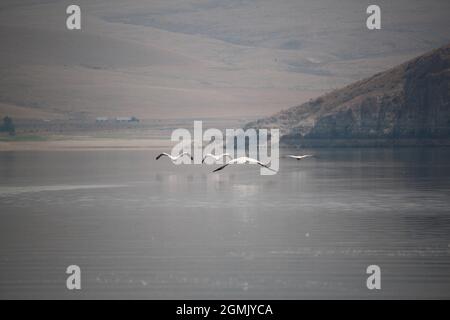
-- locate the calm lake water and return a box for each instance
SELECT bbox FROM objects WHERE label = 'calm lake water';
[1,148,450,299]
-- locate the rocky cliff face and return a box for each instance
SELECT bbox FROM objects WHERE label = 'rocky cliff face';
[246,43,450,145]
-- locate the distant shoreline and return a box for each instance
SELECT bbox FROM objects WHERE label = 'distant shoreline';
[2,137,450,151]
[0,138,175,151]
[281,138,450,148]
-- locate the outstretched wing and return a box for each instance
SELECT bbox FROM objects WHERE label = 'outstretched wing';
[180,152,194,161]
[156,153,169,160]
[213,163,230,172]
[256,161,277,172]
[201,154,212,163]
[203,153,230,163]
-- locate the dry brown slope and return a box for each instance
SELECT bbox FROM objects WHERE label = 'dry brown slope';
[246,43,450,143]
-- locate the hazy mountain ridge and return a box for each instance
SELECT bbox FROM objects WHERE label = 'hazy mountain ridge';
[1,0,450,120]
[246,43,450,144]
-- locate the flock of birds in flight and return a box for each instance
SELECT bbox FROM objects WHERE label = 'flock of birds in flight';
[155,152,314,172]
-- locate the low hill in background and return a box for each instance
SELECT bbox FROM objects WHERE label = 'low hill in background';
[246,43,450,146]
[2,1,450,120]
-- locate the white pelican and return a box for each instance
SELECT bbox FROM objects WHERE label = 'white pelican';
[285,154,314,160]
[213,157,274,172]
[201,153,232,163]
[155,152,193,161]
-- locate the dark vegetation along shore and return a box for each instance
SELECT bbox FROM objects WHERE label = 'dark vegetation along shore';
[0,116,15,136]
[246,43,450,147]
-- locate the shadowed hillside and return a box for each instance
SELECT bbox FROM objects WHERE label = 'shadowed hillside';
[246,43,450,146]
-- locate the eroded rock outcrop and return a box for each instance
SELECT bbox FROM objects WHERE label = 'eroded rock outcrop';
[246,43,450,145]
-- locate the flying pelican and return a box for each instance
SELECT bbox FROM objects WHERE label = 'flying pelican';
[285,154,314,160]
[155,152,193,161]
[201,153,232,163]
[213,157,274,172]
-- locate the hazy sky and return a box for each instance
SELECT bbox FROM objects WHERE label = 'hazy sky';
[1,0,449,119]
